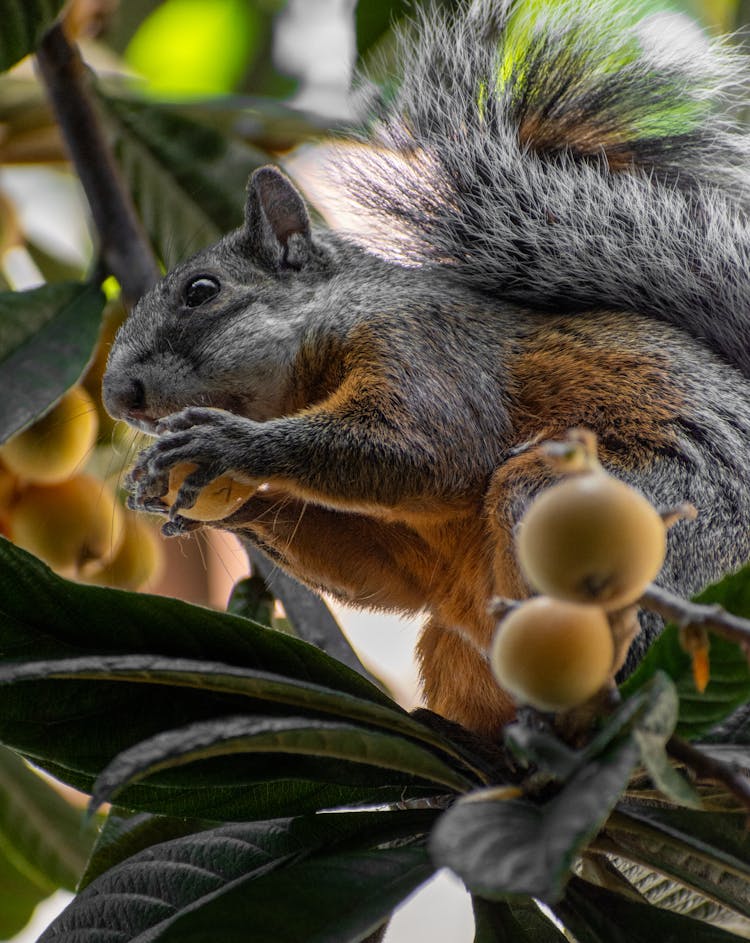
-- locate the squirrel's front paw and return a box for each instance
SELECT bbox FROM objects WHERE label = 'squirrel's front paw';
[127,406,257,523]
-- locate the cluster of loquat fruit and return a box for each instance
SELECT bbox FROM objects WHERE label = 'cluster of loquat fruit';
[0,306,164,590]
[491,433,668,713]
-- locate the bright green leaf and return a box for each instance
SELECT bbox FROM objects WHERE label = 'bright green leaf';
[0,282,105,443]
[125,0,261,97]
[0,0,65,73]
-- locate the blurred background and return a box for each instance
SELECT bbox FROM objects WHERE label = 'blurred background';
[0,0,747,938]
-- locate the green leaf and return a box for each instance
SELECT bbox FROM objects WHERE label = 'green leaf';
[0,538,393,704]
[472,896,569,943]
[43,811,437,942]
[0,841,49,939]
[431,677,674,903]
[124,0,262,98]
[90,713,474,809]
[0,745,96,892]
[0,654,484,780]
[356,0,412,58]
[554,875,744,943]
[227,574,275,626]
[623,567,750,739]
[0,282,105,443]
[0,0,65,72]
[630,676,701,808]
[79,806,218,890]
[99,93,267,266]
[430,727,639,903]
[605,804,750,922]
[157,846,433,943]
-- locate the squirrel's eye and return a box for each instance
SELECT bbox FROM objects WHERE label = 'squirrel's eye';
[183,276,220,308]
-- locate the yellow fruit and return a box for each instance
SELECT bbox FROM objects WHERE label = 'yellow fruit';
[8,474,124,578]
[516,472,666,610]
[163,462,255,521]
[1,387,98,484]
[83,301,127,442]
[87,512,165,590]
[490,597,614,711]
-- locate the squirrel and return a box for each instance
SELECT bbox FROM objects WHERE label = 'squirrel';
[102,0,750,739]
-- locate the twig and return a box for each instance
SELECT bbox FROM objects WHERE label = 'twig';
[667,735,750,813]
[639,583,750,654]
[35,22,159,301]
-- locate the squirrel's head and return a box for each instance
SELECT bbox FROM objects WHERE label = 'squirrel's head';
[102,166,339,432]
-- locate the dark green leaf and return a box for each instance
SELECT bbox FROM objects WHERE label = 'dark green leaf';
[0,654,484,781]
[0,537,394,704]
[472,896,569,943]
[0,745,96,891]
[79,806,219,890]
[157,846,433,943]
[0,282,105,443]
[430,676,678,903]
[43,811,437,942]
[90,713,473,809]
[227,574,275,626]
[623,566,750,739]
[605,804,750,921]
[0,0,65,72]
[99,93,267,266]
[504,722,580,779]
[356,0,411,58]
[554,875,744,943]
[430,720,639,903]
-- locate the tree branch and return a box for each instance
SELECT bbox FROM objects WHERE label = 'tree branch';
[640,583,750,656]
[35,22,159,301]
[666,735,750,813]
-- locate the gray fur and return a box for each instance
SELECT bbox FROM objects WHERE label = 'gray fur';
[102,0,750,728]
[322,0,750,376]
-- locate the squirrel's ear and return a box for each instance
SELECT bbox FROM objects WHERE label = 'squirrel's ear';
[244,166,312,270]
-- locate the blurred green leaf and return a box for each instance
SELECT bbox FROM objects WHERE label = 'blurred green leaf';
[99,93,267,266]
[0,282,104,443]
[622,566,750,739]
[124,0,261,97]
[356,0,412,59]
[227,574,275,626]
[0,745,96,892]
[0,0,65,73]
[0,842,50,939]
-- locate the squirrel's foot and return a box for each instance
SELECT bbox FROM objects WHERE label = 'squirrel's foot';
[127,406,259,519]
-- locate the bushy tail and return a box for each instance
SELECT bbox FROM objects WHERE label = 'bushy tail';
[314,0,750,375]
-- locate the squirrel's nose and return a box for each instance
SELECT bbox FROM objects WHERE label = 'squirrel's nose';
[102,374,147,421]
